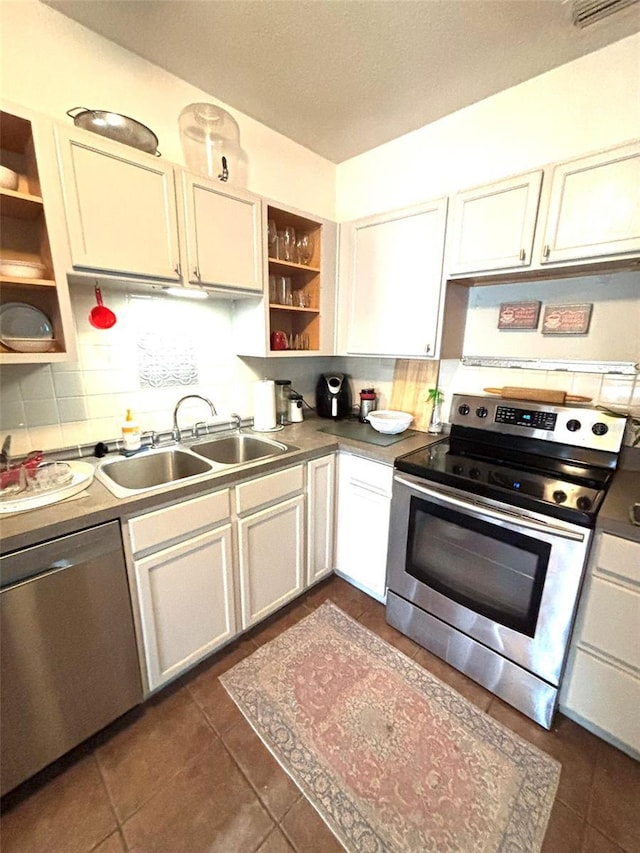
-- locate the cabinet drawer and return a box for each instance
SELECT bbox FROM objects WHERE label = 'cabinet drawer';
[579,576,640,669]
[128,489,230,555]
[595,534,640,586]
[341,454,393,497]
[563,648,640,754]
[235,465,304,514]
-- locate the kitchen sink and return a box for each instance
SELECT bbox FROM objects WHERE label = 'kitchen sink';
[191,434,295,465]
[95,448,216,498]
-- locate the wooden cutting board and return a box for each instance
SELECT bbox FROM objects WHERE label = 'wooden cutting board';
[389,359,439,431]
[484,387,592,404]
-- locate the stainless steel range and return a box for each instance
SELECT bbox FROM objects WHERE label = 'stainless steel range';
[385,393,626,728]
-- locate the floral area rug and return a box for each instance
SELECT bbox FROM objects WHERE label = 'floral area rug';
[220,602,560,852]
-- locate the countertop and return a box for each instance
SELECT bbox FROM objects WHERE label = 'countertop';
[0,418,441,555]
[2,418,638,553]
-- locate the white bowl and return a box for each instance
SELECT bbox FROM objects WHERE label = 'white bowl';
[0,166,19,191]
[0,259,46,279]
[1,336,53,353]
[367,410,413,434]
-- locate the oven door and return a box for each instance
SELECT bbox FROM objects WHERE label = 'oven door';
[386,471,592,686]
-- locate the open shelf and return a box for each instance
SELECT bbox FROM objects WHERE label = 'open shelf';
[1,107,71,361]
[267,205,322,354]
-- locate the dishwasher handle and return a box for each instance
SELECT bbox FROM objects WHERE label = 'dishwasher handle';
[0,521,124,590]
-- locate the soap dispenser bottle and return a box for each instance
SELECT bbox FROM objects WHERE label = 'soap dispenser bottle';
[122,409,141,452]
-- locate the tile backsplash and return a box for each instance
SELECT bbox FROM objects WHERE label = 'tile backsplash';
[1,281,638,455]
[0,283,334,456]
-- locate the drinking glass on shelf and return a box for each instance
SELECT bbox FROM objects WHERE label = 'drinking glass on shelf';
[282,227,296,262]
[267,219,278,258]
[296,232,314,265]
[277,275,292,305]
[268,274,277,303]
[295,290,307,308]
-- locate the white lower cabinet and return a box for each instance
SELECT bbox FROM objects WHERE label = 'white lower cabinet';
[126,456,336,691]
[134,527,235,692]
[335,453,393,602]
[128,489,236,692]
[307,453,336,585]
[560,531,640,758]
[236,464,306,629]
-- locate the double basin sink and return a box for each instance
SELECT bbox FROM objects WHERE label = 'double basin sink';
[95,434,298,498]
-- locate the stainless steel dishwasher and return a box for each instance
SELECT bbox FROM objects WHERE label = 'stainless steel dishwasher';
[1,520,143,795]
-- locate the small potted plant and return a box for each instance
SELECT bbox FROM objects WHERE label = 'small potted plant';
[427,387,444,434]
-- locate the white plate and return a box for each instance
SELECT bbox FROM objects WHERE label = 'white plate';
[0,303,53,342]
[0,166,19,190]
[0,259,46,278]
[2,336,53,353]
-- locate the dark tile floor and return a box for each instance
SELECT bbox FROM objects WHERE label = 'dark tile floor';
[2,575,639,853]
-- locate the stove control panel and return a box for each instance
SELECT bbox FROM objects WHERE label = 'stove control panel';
[495,405,557,430]
[451,394,626,453]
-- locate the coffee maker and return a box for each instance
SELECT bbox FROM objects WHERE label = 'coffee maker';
[316,373,352,419]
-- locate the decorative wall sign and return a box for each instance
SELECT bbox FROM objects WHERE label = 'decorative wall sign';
[137,332,198,387]
[542,303,593,335]
[497,301,541,330]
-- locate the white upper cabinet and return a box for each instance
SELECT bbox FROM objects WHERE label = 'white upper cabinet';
[446,171,543,274]
[180,171,263,293]
[342,198,448,357]
[55,125,181,281]
[540,141,640,265]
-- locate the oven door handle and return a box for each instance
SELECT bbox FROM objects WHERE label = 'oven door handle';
[394,475,586,541]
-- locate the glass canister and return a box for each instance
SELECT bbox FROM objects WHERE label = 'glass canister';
[275,379,292,424]
[178,103,248,187]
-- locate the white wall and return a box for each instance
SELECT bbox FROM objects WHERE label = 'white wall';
[0,0,336,219]
[335,33,640,221]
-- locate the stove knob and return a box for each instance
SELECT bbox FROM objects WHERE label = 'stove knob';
[566,419,581,432]
[469,467,481,480]
[475,406,488,418]
[552,490,567,504]
[452,464,464,475]
[576,496,593,511]
[592,422,609,436]
[458,404,470,416]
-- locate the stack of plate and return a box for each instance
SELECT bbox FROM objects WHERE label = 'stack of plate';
[0,303,54,353]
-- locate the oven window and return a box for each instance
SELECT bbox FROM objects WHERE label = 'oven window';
[406,496,550,636]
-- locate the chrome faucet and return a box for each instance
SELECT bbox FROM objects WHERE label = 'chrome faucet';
[172,395,217,439]
[229,412,242,432]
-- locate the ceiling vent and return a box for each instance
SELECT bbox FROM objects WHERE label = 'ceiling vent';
[568,0,639,28]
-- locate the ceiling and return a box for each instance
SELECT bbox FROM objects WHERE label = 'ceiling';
[45,0,640,163]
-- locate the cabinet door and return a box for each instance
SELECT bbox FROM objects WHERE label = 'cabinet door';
[335,455,392,601]
[345,198,447,357]
[307,454,336,585]
[237,494,305,629]
[560,532,640,756]
[134,525,236,691]
[181,172,263,293]
[447,171,543,274]
[55,126,181,281]
[541,141,640,264]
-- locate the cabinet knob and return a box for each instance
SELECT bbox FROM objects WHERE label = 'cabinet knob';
[424,343,431,354]
[519,248,526,262]
[543,244,551,258]
[174,262,181,277]
[193,267,201,281]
